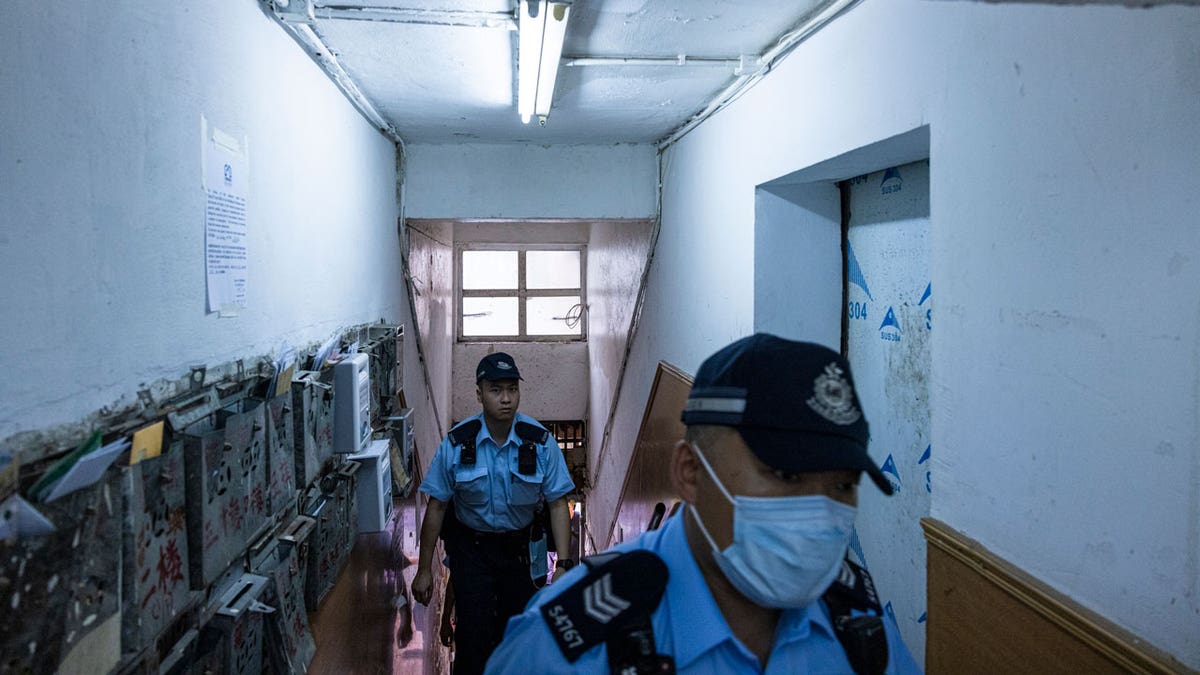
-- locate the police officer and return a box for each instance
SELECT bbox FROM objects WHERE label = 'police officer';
[412,352,575,675]
[486,334,923,674]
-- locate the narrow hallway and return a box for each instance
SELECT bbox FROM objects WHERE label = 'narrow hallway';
[307,489,443,675]
[1,1,1197,673]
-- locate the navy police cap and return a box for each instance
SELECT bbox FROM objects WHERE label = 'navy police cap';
[476,352,523,383]
[682,333,893,495]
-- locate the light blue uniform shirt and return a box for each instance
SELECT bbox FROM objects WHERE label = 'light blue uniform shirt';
[420,412,575,533]
[486,512,923,674]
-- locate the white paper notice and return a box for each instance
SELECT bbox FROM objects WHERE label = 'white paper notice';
[202,116,249,316]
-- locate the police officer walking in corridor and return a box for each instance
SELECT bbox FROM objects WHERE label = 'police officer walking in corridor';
[486,334,922,674]
[412,352,575,675]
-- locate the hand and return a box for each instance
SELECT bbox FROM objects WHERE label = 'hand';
[412,567,433,605]
[440,612,454,647]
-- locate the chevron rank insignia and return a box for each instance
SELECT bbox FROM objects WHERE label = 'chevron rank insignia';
[539,550,668,662]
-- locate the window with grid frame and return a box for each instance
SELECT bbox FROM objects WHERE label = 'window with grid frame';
[457,244,587,341]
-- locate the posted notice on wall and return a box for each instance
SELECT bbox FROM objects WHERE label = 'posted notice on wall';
[201,115,248,316]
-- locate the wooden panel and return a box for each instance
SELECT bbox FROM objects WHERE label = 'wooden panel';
[922,518,1193,675]
[607,361,692,548]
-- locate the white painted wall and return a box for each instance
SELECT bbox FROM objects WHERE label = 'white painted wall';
[592,1,1200,666]
[0,2,410,441]
[404,143,658,219]
[754,184,843,349]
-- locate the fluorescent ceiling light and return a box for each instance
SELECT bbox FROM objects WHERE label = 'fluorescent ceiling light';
[518,0,571,125]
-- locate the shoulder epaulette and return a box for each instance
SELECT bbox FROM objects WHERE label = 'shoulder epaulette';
[823,557,889,675]
[514,421,549,445]
[449,419,481,446]
[539,550,668,664]
[448,419,481,465]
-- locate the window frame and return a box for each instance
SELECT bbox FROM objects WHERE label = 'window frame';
[456,243,588,342]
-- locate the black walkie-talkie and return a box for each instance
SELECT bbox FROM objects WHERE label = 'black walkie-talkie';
[823,558,889,675]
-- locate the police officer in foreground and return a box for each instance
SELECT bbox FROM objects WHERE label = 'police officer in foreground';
[486,334,922,674]
[412,352,575,675]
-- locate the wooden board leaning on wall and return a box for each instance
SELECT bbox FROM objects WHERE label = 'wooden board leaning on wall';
[608,361,693,549]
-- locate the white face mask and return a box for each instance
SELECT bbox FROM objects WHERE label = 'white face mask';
[688,444,856,609]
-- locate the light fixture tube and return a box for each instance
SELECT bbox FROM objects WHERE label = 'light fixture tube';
[517,0,545,124]
[517,1,570,124]
[534,2,570,120]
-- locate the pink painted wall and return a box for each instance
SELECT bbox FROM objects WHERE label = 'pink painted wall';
[452,342,589,423]
[406,220,454,464]
[585,220,655,490]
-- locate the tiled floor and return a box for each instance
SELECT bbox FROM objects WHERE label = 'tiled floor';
[307,491,448,675]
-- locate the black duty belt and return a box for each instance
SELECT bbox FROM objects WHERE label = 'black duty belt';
[463,524,530,545]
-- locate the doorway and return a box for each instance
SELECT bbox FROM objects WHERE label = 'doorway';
[840,160,931,662]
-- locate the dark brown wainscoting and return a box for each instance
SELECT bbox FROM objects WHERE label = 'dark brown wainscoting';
[922,518,1193,675]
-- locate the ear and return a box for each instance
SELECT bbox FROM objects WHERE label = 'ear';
[670,439,701,505]
[475,385,483,403]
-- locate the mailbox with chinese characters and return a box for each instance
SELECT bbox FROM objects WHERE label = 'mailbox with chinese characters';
[251,515,317,674]
[263,392,298,518]
[120,437,199,658]
[302,460,359,611]
[290,371,334,489]
[176,394,269,589]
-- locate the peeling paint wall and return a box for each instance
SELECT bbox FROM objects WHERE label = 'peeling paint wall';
[593,1,1200,667]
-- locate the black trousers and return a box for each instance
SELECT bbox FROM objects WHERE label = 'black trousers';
[445,528,536,675]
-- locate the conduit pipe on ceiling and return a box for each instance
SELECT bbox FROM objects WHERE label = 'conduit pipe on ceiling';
[265,0,403,143]
[658,0,863,149]
[563,55,756,72]
[313,5,517,29]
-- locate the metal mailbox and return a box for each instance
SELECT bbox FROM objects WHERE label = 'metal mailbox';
[198,573,272,675]
[291,372,334,489]
[177,395,269,589]
[362,324,400,423]
[0,473,122,675]
[251,515,317,675]
[263,392,298,518]
[120,438,199,658]
[384,409,415,498]
[302,460,359,611]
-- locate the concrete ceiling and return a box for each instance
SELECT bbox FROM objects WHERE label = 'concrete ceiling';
[269,0,841,144]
